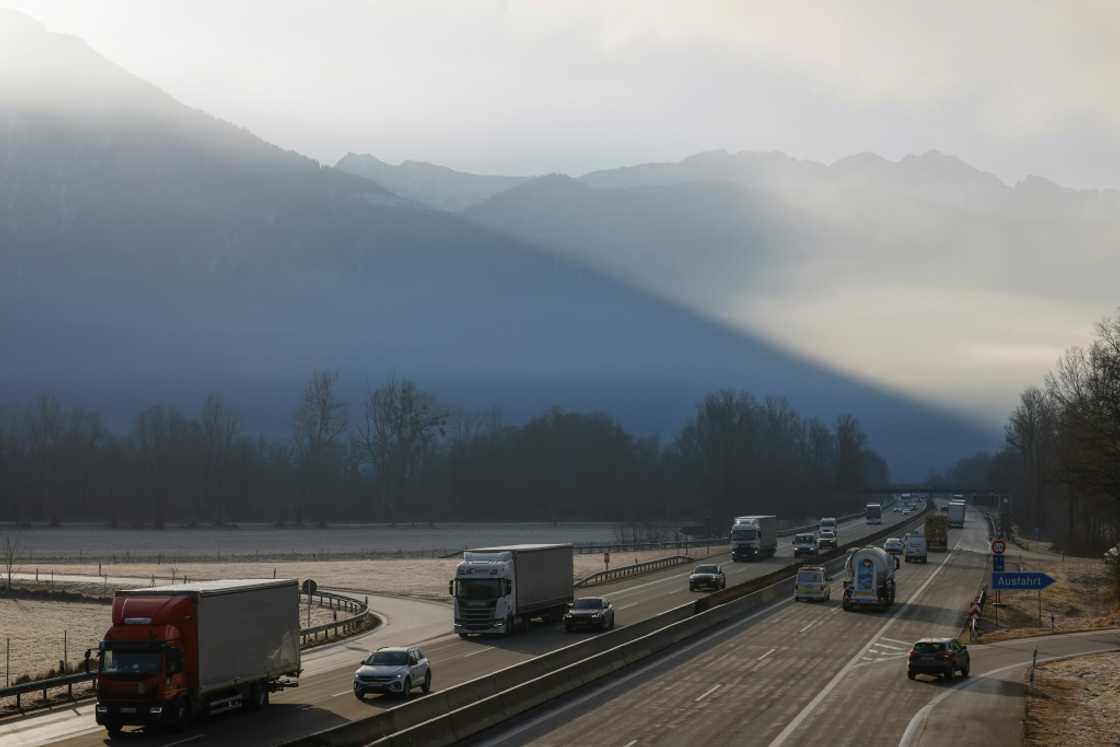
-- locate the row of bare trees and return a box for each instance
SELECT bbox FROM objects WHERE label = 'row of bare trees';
[0,373,887,526]
[935,313,1120,554]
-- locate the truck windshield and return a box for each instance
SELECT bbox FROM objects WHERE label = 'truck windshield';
[100,649,161,676]
[732,529,757,540]
[866,506,881,518]
[456,578,503,600]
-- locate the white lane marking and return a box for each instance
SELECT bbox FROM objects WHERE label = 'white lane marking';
[695,684,721,702]
[331,689,352,697]
[758,647,777,661]
[829,608,841,615]
[616,602,641,611]
[474,595,792,747]
[463,648,488,658]
[798,620,820,634]
[879,636,912,646]
[768,537,962,747]
[162,735,207,747]
[872,642,907,651]
[623,740,638,747]
[898,646,1120,747]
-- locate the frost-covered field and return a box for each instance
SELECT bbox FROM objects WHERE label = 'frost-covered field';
[1,522,676,562]
[0,592,345,690]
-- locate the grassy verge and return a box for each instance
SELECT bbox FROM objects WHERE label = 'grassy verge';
[1024,652,1120,747]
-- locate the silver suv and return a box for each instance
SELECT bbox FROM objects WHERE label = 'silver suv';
[354,646,431,699]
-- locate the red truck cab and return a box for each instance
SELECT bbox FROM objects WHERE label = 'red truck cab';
[96,594,195,732]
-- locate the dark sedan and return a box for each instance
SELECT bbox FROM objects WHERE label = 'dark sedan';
[689,564,727,591]
[564,597,615,632]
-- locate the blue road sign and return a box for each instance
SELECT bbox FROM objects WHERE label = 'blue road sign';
[991,571,1055,590]
[992,555,1005,572]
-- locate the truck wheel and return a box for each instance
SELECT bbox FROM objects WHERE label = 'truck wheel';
[168,697,190,732]
[422,671,432,693]
[248,683,267,711]
[105,723,122,736]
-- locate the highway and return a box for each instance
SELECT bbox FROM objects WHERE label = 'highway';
[2,508,914,747]
[470,508,994,747]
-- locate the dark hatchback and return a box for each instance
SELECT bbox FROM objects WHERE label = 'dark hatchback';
[907,638,970,680]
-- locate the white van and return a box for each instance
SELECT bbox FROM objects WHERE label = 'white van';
[904,534,928,564]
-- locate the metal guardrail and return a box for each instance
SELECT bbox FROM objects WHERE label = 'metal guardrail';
[0,670,97,711]
[574,555,693,588]
[299,589,373,647]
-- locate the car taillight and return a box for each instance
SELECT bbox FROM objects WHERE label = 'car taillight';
[938,651,952,659]
[909,651,918,658]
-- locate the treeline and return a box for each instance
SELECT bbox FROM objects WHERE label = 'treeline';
[0,373,888,527]
[934,313,1120,554]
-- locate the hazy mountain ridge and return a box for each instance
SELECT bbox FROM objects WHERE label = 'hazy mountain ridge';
[336,153,528,211]
[0,10,995,478]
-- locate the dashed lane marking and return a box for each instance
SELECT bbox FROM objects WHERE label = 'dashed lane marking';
[161,735,207,747]
[331,689,352,697]
[695,684,721,702]
[758,647,777,660]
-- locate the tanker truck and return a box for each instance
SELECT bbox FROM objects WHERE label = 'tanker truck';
[842,546,897,611]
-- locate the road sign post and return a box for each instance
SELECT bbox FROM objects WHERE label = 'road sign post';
[992,555,1005,572]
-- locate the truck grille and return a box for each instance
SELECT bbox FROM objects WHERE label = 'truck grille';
[458,602,497,625]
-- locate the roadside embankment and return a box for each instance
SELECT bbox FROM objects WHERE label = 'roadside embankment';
[973,555,1119,643]
[1024,651,1120,747]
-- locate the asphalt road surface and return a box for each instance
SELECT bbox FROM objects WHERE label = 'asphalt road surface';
[1,508,918,747]
[471,508,995,747]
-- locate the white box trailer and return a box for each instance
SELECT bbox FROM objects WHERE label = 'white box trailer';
[452,544,574,635]
[731,515,777,561]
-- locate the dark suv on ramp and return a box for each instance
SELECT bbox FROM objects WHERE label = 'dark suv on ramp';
[907,637,970,680]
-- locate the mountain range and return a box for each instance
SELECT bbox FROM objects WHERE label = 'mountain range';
[0,9,1061,479]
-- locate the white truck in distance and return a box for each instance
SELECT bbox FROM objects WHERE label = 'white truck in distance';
[842,546,897,611]
[450,544,573,637]
[818,517,838,537]
[865,503,883,525]
[947,501,966,528]
[731,515,777,561]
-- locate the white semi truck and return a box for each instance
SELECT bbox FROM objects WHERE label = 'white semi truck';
[450,544,573,637]
[947,500,966,528]
[731,515,777,561]
[842,546,897,611]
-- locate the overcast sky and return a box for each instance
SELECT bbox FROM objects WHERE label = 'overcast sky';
[7,0,1120,188]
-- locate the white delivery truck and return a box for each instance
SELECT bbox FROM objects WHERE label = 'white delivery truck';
[842,546,897,611]
[96,579,301,733]
[450,544,573,637]
[865,503,883,525]
[947,501,966,528]
[818,517,838,537]
[731,515,778,561]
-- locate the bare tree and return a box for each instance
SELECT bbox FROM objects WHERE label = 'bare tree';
[2,533,19,591]
[291,370,348,525]
[355,378,447,521]
[25,395,66,525]
[198,394,240,525]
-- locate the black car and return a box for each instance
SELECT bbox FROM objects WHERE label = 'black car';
[564,597,615,632]
[689,564,727,591]
[907,638,970,680]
